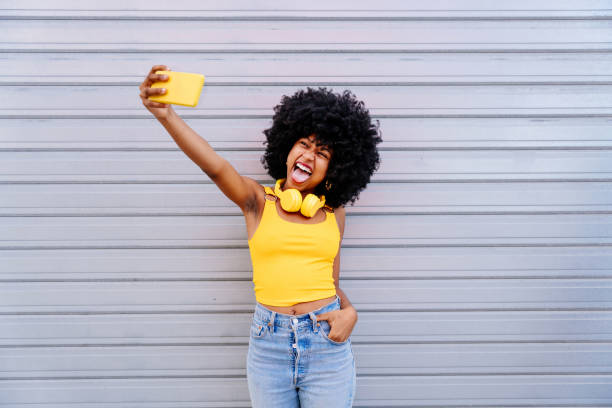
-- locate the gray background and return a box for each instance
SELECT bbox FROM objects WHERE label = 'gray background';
[1,0,612,406]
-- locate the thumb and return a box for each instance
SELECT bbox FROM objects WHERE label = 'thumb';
[316,312,330,322]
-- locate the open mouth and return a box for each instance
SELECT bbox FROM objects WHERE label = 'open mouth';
[291,162,312,183]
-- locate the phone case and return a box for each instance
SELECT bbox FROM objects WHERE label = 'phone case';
[148,70,205,107]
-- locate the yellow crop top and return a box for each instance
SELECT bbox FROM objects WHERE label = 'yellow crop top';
[247,184,340,306]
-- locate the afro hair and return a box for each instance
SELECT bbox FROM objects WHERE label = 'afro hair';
[261,86,382,208]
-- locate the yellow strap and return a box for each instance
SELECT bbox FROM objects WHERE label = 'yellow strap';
[263,185,275,196]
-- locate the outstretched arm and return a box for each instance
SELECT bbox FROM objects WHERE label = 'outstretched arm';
[139,64,260,212]
[157,108,260,212]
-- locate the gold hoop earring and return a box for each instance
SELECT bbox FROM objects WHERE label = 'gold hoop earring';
[325,180,333,190]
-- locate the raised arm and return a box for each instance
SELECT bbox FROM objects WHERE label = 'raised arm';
[139,65,260,212]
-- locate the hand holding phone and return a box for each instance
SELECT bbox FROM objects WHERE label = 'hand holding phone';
[148,70,205,107]
[139,65,174,120]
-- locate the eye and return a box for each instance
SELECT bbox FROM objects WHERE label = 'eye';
[300,141,308,146]
[318,152,328,158]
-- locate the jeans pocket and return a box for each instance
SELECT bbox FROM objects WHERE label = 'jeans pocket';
[318,320,349,345]
[250,319,268,339]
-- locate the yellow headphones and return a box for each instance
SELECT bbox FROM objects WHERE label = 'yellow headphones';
[274,178,327,218]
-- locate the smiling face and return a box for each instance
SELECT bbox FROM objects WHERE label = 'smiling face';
[283,133,333,195]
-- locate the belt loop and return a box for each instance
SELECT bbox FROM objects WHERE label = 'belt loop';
[309,312,318,333]
[269,311,276,333]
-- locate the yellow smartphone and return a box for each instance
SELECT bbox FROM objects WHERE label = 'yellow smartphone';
[148,70,205,107]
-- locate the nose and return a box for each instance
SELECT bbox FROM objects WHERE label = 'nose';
[302,149,315,160]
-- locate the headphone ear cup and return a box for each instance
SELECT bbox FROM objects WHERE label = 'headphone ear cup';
[279,189,302,212]
[275,178,302,212]
[300,193,324,218]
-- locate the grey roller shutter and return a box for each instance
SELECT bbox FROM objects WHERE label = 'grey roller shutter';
[1,1,611,406]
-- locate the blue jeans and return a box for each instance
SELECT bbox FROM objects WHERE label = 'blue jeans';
[247,294,356,407]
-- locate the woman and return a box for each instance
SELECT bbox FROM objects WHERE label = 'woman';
[139,65,382,407]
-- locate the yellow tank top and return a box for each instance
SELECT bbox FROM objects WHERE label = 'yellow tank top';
[247,184,340,306]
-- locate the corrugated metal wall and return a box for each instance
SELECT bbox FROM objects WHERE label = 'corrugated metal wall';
[2,1,612,406]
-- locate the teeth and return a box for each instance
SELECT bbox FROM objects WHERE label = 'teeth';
[296,163,312,174]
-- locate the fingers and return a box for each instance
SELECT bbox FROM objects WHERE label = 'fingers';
[148,101,169,108]
[140,65,170,89]
[140,86,166,98]
[142,95,169,107]
[150,64,169,74]
[139,87,169,108]
[139,66,169,98]
[143,73,169,89]
[139,65,172,111]
[149,64,170,80]
[150,72,169,82]
[316,310,340,321]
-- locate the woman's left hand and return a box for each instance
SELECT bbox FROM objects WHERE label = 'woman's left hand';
[316,306,358,343]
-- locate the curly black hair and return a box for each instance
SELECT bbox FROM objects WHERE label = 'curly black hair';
[261,86,382,208]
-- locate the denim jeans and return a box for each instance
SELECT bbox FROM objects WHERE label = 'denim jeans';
[246,294,356,407]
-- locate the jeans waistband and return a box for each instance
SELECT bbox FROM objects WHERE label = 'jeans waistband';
[253,295,340,331]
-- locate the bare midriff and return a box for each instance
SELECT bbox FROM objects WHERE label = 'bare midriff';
[259,295,337,315]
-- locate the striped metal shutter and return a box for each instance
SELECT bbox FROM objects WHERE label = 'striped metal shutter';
[1,1,611,406]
